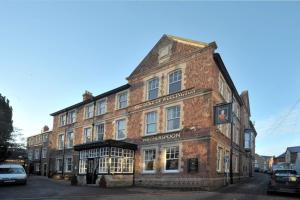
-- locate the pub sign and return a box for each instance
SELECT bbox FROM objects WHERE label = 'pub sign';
[214,103,232,125]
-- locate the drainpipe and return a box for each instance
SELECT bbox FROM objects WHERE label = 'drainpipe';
[62,112,68,178]
[230,93,234,184]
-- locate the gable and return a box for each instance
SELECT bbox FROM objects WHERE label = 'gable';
[240,90,251,116]
[127,34,208,79]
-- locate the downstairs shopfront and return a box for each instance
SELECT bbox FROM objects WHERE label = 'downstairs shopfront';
[74,139,137,187]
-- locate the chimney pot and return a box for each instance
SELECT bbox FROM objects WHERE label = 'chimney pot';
[83,90,93,101]
[42,125,49,132]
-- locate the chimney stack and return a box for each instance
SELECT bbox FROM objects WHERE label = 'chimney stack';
[42,125,49,133]
[83,90,93,101]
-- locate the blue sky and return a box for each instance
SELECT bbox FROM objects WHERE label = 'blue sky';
[0,1,299,156]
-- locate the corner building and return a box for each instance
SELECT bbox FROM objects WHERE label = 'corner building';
[49,35,256,189]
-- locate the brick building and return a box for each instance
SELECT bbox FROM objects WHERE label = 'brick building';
[49,35,256,189]
[27,126,51,176]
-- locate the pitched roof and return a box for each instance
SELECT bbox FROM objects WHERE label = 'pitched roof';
[277,152,286,158]
[165,34,208,48]
[50,84,130,116]
[213,53,243,105]
[287,146,300,153]
[128,34,211,79]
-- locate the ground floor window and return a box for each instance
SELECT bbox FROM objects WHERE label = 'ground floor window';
[56,158,63,172]
[217,146,223,172]
[143,149,156,173]
[234,155,239,173]
[78,147,134,174]
[35,163,40,172]
[64,157,72,172]
[79,159,87,174]
[99,157,109,173]
[165,146,179,172]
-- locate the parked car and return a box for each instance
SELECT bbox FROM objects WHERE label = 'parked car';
[0,164,27,185]
[267,169,300,194]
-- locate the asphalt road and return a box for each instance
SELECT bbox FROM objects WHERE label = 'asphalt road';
[0,173,299,200]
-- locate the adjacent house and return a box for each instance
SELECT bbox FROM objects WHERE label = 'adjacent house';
[47,34,257,189]
[27,126,51,176]
[286,146,300,173]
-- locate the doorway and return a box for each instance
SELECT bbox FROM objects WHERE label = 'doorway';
[86,158,97,184]
[43,164,47,176]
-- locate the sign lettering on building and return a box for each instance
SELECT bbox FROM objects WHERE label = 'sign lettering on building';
[142,132,181,142]
[135,88,209,110]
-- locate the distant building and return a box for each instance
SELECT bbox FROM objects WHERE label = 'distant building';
[274,152,286,164]
[27,126,51,176]
[254,154,272,172]
[286,146,300,173]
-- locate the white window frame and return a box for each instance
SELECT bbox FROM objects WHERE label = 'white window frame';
[115,118,127,140]
[95,123,105,141]
[142,148,157,173]
[168,70,182,94]
[217,146,223,172]
[96,98,107,116]
[147,78,159,100]
[79,159,87,174]
[84,103,94,119]
[35,163,40,172]
[116,91,128,110]
[34,149,40,160]
[145,111,157,135]
[42,148,47,159]
[58,133,64,150]
[166,105,181,132]
[163,145,180,173]
[64,157,73,172]
[28,150,33,161]
[56,158,63,172]
[67,109,76,124]
[66,131,74,148]
[60,113,66,126]
[83,127,92,143]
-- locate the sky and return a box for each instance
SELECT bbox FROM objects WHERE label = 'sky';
[0,1,299,156]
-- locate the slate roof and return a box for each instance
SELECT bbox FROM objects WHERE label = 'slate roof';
[50,84,130,116]
[287,146,300,153]
[277,152,286,158]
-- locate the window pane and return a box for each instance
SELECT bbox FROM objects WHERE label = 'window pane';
[144,149,156,171]
[116,119,126,139]
[146,112,157,134]
[118,92,128,109]
[168,70,182,94]
[167,106,180,131]
[148,78,159,100]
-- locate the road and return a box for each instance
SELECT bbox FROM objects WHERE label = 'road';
[0,173,299,200]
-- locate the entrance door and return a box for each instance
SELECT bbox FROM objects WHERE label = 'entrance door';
[86,158,97,184]
[43,164,47,176]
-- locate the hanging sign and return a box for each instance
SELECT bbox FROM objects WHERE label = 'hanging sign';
[214,103,232,125]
